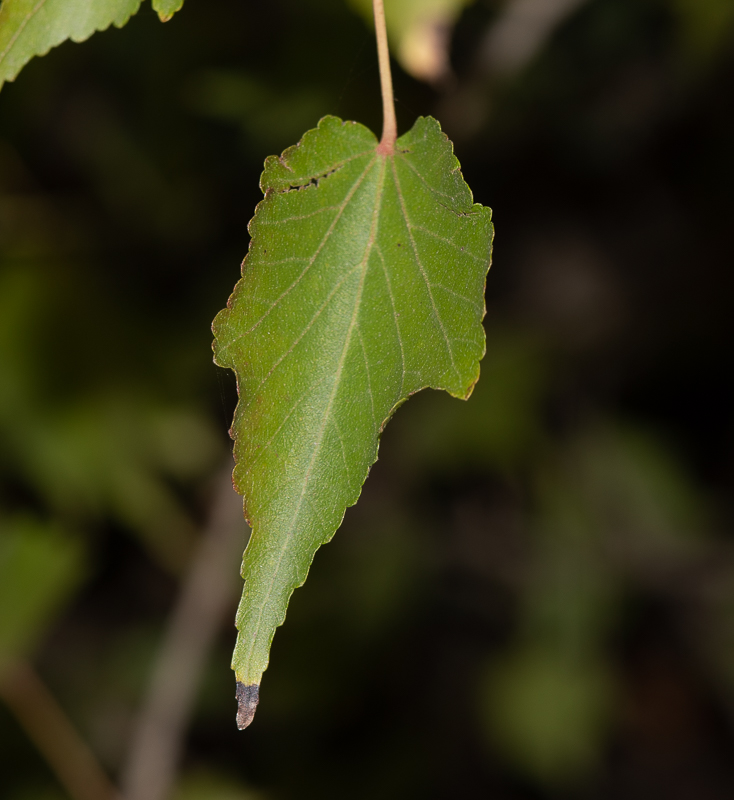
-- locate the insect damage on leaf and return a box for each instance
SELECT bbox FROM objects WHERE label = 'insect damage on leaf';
[213,114,493,729]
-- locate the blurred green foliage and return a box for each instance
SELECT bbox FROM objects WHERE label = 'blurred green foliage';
[0,518,84,668]
[172,770,263,800]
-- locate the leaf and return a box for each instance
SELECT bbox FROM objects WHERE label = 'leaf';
[0,0,184,91]
[213,114,493,727]
[152,0,182,23]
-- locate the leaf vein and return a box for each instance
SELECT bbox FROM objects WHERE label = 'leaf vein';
[332,417,351,483]
[236,154,378,339]
[390,159,460,380]
[243,373,331,474]
[258,257,309,266]
[410,224,487,264]
[238,260,364,415]
[257,205,341,225]
[395,152,456,201]
[356,328,377,432]
[375,243,405,396]
[241,157,387,668]
[0,0,48,67]
[276,146,377,186]
[432,282,483,313]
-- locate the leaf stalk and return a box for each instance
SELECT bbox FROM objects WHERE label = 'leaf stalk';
[373,0,397,154]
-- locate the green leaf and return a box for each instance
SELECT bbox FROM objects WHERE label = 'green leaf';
[152,0,182,23]
[213,115,493,727]
[0,0,184,91]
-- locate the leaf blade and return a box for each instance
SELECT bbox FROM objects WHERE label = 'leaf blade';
[152,0,183,22]
[213,115,493,723]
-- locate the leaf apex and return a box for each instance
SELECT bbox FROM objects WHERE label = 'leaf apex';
[153,0,184,23]
[235,682,260,730]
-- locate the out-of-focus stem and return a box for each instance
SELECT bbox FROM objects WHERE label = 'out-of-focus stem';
[0,659,121,800]
[120,463,246,800]
[373,0,397,153]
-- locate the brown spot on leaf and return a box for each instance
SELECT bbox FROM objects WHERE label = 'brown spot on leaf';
[235,682,259,730]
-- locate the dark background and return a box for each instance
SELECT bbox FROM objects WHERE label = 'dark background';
[1,0,734,797]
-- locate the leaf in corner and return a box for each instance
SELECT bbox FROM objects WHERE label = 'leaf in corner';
[213,115,493,727]
[152,0,183,23]
[0,0,185,91]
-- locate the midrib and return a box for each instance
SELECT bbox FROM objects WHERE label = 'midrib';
[240,153,388,678]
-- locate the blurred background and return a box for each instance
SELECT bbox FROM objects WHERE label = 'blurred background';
[1,0,734,797]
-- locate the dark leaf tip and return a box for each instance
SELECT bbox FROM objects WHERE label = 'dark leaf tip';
[235,682,260,730]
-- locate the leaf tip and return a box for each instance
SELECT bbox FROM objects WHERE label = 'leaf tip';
[235,682,260,730]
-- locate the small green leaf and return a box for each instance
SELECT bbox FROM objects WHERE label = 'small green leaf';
[213,115,493,726]
[152,0,182,23]
[0,0,184,91]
